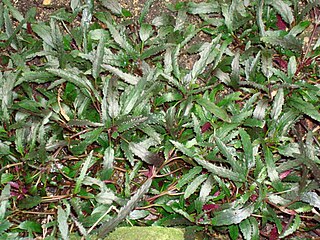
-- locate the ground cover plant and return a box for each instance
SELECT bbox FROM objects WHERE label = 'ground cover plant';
[0,0,320,239]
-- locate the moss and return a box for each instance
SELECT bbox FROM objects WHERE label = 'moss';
[105,226,185,240]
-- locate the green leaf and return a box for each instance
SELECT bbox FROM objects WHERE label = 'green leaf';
[279,215,301,238]
[300,192,320,208]
[104,77,120,119]
[288,96,320,122]
[102,64,139,85]
[139,0,155,24]
[139,23,153,42]
[121,76,147,115]
[103,146,114,170]
[196,98,231,123]
[187,2,220,14]
[171,140,245,182]
[239,217,259,240]
[0,220,11,235]
[0,184,10,219]
[47,68,99,99]
[229,224,239,240]
[267,0,294,24]
[183,36,221,85]
[176,166,202,189]
[74,151,94,194]
[239,129,254,170]
[287,56,297,79]
[261,31,302,52]
[92,35,106,79]
[32,23,54,48]
[0,173,13,185]
[270,88,284,120]
[17,196,42,210]
[104,20,138,56]
[214,136,243,173]
[211,204,254,226]
[57,205,70,240]
[129,142,164,167]
[98,178,152,237]
[99,0,122,15]
[264,146,281,190]
[253,99,268,120]
[18,220,42,233]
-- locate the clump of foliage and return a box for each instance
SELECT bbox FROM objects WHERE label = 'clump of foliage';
[0,0,319,239]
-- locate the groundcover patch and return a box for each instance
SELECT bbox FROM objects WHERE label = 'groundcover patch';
[0,0,319,239]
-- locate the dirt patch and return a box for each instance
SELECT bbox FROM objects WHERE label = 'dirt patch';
[13,0,70,20]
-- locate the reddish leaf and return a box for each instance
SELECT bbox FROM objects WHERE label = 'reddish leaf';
[9,181,20,189]
[213,191,220,197]
[250,194,258,202]
[280,170,291,180]
[276,15,287,30]
[274,57,288,70]
[269,224,279,240]
[201,122,212,133]
[202,204,220,212]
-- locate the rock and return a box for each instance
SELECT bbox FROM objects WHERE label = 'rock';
[105,226,185,240]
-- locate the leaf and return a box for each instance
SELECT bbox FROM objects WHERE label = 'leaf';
[184,174,207,199]
[67,119,104,127]
[139,23,153,42]
[253,99,268,120]
[18,220,42,233]
[99,0,122,15]
[279,215,301,238]
[239,129,254,170]
[176,166,202,189]
[102,64,139,85]
[267,0,294,25]
[214,136,243,172]
[57,205,70,240]
[287,56,296,79]
[270,88,284,120]
[92,35,106,79]
[74,151,94,194]
[129,210,150,220]
[32,23,54,48]
[199,175,214,203]
[103,146,114,170]
[121,76,147,115]
[261,31,302,52]
[171,140,245,182]
[106,77,120,118]
[140,44,168,60]
[264,146,281,190]
[187,2,220,14]
[183,37,221,85]
[0,220,11,235]
[139,0,155,24]
[229,224,239,240]
[17,196,42,210]
[289,20,310,37]
[239,217,259,240]
[69,128,104,155]
[300,192,320,208]
[47,68,99,99]
[129,142,164,167]
[104,20,137,56]
[288,96,320,122]
[196,98,231,123]
[211,204,254,226]
[0,184,10,219]
[98,178,152,237]
[261,49,273,79]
